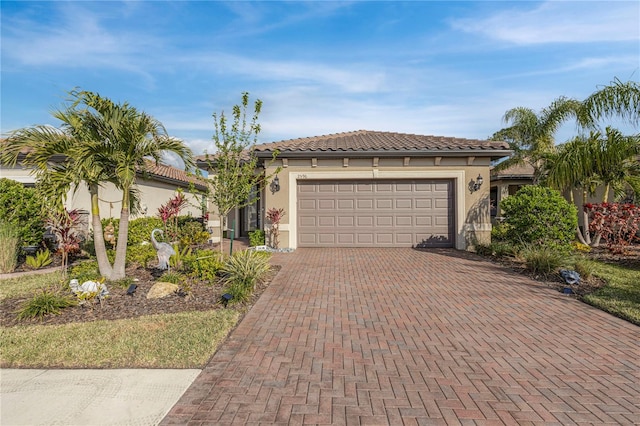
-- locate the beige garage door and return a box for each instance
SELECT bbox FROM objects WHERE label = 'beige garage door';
[297,179,454,247]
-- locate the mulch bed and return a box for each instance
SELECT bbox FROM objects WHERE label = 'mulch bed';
[0,263,280,328]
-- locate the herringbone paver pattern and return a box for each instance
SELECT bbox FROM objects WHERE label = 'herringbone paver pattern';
[162,248,640,425]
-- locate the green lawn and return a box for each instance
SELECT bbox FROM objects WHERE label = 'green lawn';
[0,271,240,368]
[582,262,640,326]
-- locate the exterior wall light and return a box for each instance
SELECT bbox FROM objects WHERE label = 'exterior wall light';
[270,176,280,194]
[469,174,484,193]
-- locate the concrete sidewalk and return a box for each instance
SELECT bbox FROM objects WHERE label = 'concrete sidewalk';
[0,369,200,426]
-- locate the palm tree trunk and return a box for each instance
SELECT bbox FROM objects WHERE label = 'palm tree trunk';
[582,188,592,245]
[111,189,130,280]
[90,184,113,278]
[569,189,588,245]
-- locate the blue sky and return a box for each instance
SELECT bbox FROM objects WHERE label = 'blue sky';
[2,1,639,165]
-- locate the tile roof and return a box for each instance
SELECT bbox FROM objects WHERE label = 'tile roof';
[253,130,510,157]
[141,160,207,190]
[491,162,535,178]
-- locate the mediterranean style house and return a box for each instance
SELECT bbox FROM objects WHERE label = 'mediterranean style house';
[200,130,511,250]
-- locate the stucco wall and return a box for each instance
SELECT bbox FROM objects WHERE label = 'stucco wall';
[261,156,492,250]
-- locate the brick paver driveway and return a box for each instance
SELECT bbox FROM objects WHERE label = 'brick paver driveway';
[162,248,640,425]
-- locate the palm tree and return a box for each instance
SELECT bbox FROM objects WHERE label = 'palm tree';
[578,78,640,129]
[70,90,195,280]
[545,128,640,245]
[2,90,194,280]
[491,97,582,183]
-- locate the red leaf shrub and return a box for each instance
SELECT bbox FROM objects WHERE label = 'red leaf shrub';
[585,202,640,253]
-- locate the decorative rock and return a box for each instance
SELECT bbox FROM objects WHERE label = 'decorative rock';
[147,282,179,299]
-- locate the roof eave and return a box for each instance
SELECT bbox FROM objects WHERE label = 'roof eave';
[255,149,513,160]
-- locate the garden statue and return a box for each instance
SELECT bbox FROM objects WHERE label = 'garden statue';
[151,228,175,270]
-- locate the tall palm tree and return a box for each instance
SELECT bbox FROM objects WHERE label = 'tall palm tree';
[491,97,582,183]
[2,90,194,280]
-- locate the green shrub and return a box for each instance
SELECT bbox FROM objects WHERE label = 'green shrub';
[475,241,517,258]
[169,244,192,271]
[69,261,102,283]
[161,271,183,284]
[221,250,271,303]
[178,220,210,246]
[0,221,21,273]
[184,249,225,283]
[16,289,78,320]
[0,178,46,246]
[519,245,566,276]
[126,244,156,268]
[101,217,164,246]
[249,230,266,247]
[500,185,577,252]
[490,222,510,242]
[25,249,53,269]
[573,257,597,280]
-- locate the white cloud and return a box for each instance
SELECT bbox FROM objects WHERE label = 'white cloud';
[452,1,640,45]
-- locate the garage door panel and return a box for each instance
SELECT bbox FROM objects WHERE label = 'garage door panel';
[318,199,335,210]
[396,199,412,209]
[318,216,335,227]
[337,199,354,210]
[357,216,374,226]
[298,179,454,247]
[376,199,393,209]
[376,216,393,227]
[376,233,394,244]
[299,216,317,227]
[318,233,336,244]
[357,199,374,209]
[337,216,354,227]
[337,234,354,244]
[357,234,374,244]
[395,216,412,226]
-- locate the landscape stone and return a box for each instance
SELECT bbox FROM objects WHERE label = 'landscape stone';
[147,282,179,299]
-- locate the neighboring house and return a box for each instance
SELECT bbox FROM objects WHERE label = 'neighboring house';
[200,130,511,250]
[1,153,208,229]
[490,163,535,220]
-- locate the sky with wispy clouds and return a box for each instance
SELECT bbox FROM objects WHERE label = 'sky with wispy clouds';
[1,1,639,164]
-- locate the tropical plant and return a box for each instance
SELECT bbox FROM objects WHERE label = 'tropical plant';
[545,128,640,245]
[158,190,188,240]
[169,244,192,270]
[47,208,82,276]
[578,78,640,129]
[499,185,577,252]
[248,229,266,247]
[0,221,21,273]
[25,249,53,269]
[266,208,285,249]
[221,250,271,303]
[573,257,597,280]
[585,202,640,253]
[68,261,102,284]
[0,178,46,246]
[16,288,78,320]
[204,92,279,253]
[178,220,210,246]
[184,249,225,283]
[491,97,582,183]
[1,89,194,281]
[518,245,566,276]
